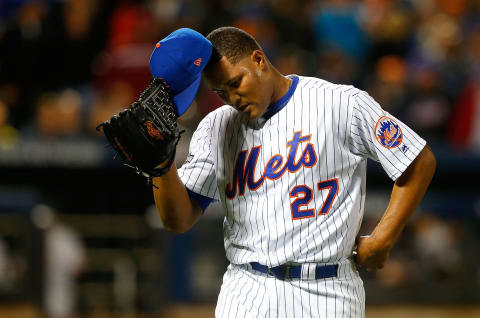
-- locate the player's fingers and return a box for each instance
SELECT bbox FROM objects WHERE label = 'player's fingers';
[378,251,390,269]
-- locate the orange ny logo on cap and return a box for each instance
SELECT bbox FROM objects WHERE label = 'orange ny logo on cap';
[194,58,202,66]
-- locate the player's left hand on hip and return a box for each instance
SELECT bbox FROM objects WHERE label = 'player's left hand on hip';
[353,235,391,271]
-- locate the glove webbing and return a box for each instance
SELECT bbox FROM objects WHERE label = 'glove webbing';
[140,77,178,129]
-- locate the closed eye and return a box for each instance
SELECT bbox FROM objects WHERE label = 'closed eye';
[213,89,227,101]
[230,80,240,89]
[227,75,242,89]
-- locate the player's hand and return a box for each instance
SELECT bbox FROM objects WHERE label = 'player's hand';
[353,235,391,271]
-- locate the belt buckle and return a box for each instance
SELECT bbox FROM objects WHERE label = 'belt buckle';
[284,264,290,280]
[267,264,292,280]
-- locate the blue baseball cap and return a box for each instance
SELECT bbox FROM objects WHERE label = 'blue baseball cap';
[150,28,213,116]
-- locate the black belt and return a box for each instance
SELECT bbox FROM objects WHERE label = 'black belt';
[250,262,338,280]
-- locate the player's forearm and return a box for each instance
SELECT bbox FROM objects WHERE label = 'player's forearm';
[152,166,202,233]
[371,145,436,250]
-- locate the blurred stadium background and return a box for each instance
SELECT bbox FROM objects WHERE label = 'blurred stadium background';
[0,0,479,317]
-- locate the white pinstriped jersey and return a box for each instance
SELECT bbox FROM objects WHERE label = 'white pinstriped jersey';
[178,75,426,267]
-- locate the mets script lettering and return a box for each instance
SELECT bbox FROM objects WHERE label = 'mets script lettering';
[225,132,318,199]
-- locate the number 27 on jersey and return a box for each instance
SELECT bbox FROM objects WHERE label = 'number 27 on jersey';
[289,178,339,220]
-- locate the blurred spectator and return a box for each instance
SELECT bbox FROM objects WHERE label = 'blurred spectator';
[448,26,480,153]
[371,210,465,290]
[362,0,415,61]
[273,44,316,77]
[1,237,29,296]
[401,64,452,142]
[376,258,410,288]
[267,0,315,51]
[0,100,19,148]
[146,0,182,26]
[231,13,278,59]
[411,212,462,282]
[32,204,86,318]
[317,49,358,85]
[410,6,463,68]
[0,0,48,128]
[311,0,368,61]
[87,81,135,134]
[448,73,480,153]
[94,0,156,95]
[0,237,9,290]
[201,0,235,33]
[366,55,408,113]
[275,46,305,76]
[26,89,83,139]
[40,0,108,90]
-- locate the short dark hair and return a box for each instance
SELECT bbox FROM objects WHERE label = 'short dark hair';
[206,26,262,64]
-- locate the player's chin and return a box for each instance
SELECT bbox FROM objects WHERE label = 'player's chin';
[245,110,259,120]
[245,105,264,120]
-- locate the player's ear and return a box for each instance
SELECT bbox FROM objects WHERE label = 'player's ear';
[250,50,266,70]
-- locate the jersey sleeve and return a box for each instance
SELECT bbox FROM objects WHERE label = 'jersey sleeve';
[178,116,220,200]
[349,91,427,181]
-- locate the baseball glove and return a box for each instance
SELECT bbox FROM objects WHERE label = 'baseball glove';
[96,78,182,184]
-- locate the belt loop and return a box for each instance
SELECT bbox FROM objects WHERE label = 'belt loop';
[285,265,290,280]
[301,263,317,280]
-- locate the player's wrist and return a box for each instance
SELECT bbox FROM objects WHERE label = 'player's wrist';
[150,154,176,182]
[154,150,176,169]
[369,230,396,252]
[155,159,172,169]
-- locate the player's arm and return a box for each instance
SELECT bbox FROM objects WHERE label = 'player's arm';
[355,145,436,270]
[152,165,203,234]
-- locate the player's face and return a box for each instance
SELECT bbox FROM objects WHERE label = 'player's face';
[205,51,273,119]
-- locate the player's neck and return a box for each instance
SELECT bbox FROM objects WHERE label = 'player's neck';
[270,69,292,105]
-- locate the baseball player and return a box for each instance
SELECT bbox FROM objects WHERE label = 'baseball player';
[147,27,436,317]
